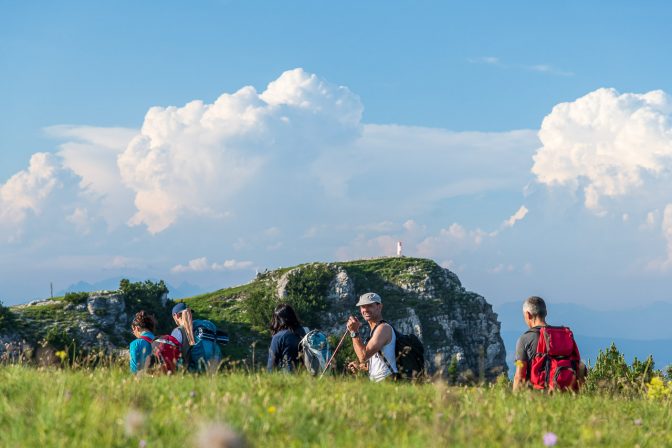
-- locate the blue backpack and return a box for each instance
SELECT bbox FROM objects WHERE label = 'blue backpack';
[299,330,331,376]
[185,320,227,372]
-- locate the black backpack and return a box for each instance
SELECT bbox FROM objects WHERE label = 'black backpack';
[371,321,426,381]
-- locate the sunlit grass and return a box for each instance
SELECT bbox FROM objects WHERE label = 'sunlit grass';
[0,366,670,447]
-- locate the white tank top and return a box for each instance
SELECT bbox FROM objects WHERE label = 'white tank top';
[368,323,398,382]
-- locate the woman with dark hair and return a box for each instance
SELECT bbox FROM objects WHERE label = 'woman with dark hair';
[129,310,157,373]
[267,303,307,372]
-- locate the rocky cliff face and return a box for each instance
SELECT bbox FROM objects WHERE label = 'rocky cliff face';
[0,258,507,379]
[0,286,171,363]
[286,258,507,380]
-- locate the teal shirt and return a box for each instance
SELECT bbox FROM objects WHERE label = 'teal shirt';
[129,331,154,373]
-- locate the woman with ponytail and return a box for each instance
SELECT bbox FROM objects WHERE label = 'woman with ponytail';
[171,302,195,366]
[129,310,157,373]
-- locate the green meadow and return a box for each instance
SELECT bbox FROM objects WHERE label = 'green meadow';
[1,366,671,447]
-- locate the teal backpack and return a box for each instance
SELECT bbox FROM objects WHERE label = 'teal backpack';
[183,320,226,372]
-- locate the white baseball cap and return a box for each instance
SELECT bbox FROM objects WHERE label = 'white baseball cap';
[356,292,382,306]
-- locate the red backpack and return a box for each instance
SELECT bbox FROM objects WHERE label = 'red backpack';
[140,335,182,374]
[529,326,581,391]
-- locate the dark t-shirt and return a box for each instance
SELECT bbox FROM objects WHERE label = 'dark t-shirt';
[514,326,543,364]
[267,327,307,372]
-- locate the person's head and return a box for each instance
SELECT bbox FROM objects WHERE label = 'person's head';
[356,292,383,323]
[172,302,195,345]
[131,310,156,337]
[172,302,192,326]
[269,303,302,335]
[522,296,547,328]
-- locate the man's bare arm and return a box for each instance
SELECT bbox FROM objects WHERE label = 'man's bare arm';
[350,323,392,363]
[513,361,528,391]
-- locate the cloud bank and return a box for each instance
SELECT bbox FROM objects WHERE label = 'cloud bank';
[533,88,672,211]
[532,87,672,265]
[18,70,672,304]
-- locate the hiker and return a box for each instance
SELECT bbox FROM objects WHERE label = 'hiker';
[346,292,398,382]
[267,303,307,372]
[171,302,195,368]
[513,296,586,391]
[129,310,156,374]
[171,302,225,372]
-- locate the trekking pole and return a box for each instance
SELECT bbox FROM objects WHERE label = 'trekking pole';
[320,328,349,378]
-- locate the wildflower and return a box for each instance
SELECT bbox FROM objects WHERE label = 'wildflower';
[55,350,67,363]
[124,409,146,437]
[543,432,558,447]
[634,418,642,426]
[195,422,246,448]
[646,377,671,400]
[190,390,197,398]
[139,440,147,448]
[515,360,524,369]
[267,406,277,414]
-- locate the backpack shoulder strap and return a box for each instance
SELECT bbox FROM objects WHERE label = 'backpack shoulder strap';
[535,326,549,355]
[138,335,153,344]
[370,320,386,338]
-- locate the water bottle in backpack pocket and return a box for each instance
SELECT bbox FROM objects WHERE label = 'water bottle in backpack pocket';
[299,330,330,376]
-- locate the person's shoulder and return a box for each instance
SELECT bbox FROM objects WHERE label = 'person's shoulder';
[272,329,290,339]
[518,328,540,343]
[374,321,393,336]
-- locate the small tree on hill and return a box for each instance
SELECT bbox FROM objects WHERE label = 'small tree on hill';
[0,300,15,331]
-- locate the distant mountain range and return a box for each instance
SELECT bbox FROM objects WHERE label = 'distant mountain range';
[494,301,672,374]
[58,277,205,299]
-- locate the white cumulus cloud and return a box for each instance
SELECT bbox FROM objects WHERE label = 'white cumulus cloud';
[532,88,672,211]
[49,125,137,228]
[118,68,363,233]
[0,152,60,240]
[533,87,672,268]
[503,205,529,228]
[171,257,254,273]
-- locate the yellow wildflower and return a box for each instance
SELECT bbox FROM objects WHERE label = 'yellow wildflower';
[646,377,670,400]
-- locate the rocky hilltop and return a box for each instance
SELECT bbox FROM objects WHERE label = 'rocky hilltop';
[0,258,507,380]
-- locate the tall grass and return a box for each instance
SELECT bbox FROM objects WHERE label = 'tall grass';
[1,366,671,447]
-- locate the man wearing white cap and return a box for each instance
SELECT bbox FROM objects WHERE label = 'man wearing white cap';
[347,292,399,382]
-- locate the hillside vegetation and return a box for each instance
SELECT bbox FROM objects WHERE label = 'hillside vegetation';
[2,257,506,378]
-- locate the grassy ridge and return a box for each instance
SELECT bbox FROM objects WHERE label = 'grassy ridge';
[1,366,671,447]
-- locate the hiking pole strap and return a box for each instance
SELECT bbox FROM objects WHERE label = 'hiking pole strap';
[319,329,349,378]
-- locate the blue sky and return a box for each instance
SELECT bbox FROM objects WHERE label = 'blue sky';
[2,1,672,308]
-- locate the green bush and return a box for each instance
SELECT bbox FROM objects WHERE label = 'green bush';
[63,292,89,305]
[119,279,172,333]
[43,327,78,351]
[586,343,657,395]
[242,265,333,332]
[243,287,277,333]
[0,300,15,331]
[282,264,333,328]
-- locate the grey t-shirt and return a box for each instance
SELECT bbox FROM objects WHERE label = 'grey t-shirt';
[514,326,542,363]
